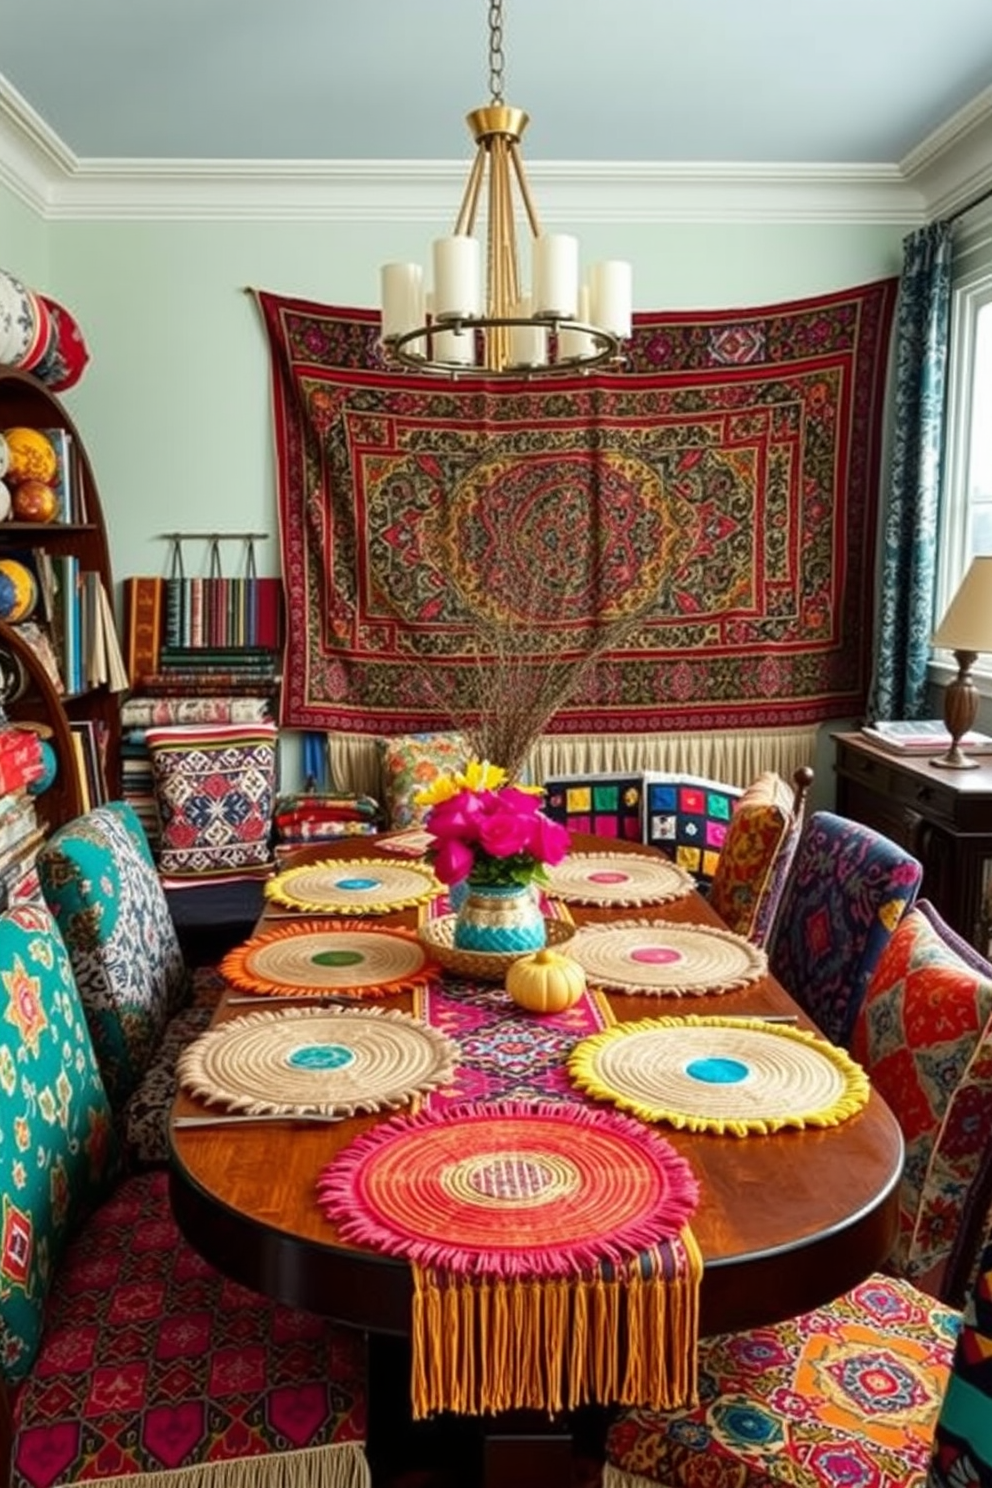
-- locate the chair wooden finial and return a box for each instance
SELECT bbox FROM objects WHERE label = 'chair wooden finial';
[791,765,815,816]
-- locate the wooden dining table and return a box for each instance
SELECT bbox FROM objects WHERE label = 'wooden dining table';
[168,832,904,1488]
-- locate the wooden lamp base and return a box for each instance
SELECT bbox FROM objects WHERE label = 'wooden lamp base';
[932,648,980,769]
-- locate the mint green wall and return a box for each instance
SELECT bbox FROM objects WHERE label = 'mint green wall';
[0,180,908,790]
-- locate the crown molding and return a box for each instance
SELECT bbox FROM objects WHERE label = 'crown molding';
[0,69,983,227]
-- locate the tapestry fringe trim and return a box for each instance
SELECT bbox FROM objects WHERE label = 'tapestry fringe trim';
[602,1463,665,1488]
[409,1229,702,1420]
[59,1442,371,1488]
[326,727,820,802]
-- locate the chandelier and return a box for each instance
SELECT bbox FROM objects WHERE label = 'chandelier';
[379,0,633,378]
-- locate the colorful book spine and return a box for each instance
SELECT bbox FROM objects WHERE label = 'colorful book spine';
[124,576,164,689]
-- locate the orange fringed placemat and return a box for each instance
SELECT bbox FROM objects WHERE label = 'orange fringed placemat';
[220,920,440,998]
[317,1100,702,1418]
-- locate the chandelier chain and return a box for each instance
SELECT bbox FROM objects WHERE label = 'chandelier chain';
[488,0,505,105]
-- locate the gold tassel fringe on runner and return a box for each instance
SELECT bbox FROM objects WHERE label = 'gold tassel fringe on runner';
[410,1229,703,1419]
[70,1443,371,1488]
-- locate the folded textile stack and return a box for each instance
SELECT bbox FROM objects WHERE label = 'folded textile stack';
[273,791,383,853]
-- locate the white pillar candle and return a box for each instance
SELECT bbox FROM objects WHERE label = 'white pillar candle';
[509,297,548,368]
[589,260,633,340]
[532,234,579,319]
[433,323,477,367]
[433,235,482,320]
[381,263,425,342]
[558,284,596,363]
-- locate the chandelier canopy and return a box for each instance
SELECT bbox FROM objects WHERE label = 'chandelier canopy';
[380,0,633,378]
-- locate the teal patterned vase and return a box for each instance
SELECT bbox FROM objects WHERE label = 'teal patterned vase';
[453,882,547,953]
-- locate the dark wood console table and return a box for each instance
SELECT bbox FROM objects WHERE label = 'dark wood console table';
[833,730,992,956]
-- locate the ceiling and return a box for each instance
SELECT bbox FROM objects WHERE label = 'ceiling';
[2,0,992,169]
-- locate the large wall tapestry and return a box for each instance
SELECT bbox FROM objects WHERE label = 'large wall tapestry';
[258,280,897,737]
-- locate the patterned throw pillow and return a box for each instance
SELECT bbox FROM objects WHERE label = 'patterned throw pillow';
[0,905,119,1382]
[708,771,803,944]
[377,732,469,829]
[37,802,190,1109]
[851,906,992,1297]
[146,722,278,885]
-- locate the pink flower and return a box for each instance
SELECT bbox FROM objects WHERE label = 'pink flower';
[425,789,486,843]
[478,805,535,859]
[432,836,476,886]
[494,787,543,817]
[525,813,571,865]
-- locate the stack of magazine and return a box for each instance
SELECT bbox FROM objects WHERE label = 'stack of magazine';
[861,719,992,755]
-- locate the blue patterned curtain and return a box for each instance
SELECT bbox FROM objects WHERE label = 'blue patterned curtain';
[868,222,952,720]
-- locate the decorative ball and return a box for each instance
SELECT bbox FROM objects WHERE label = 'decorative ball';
[0,480,10,522]
[2,427,58,486]
[11,479,59,523]
[27,738,58,795]
[0,559,38,622]
[0,647,28,704]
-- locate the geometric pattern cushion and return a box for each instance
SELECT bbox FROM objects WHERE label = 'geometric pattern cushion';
[603,1272,961,1488]
[377,731,469,830]
[10,1170,370,1488]
[708,771,806,945]
[767,810,924,1048]
[37,802,191,1110]
[146,722,278,884]
[0,905,119,1384]
[929,1240,992,1487]
[851,906,992,1299]
[643,775,743,886]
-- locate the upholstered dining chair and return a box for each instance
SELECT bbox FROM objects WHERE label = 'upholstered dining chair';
[36,799,224,1166]
[0,902,371,1488]
[601,901,992,1488]
[707,765,814,946]
[766,809,924,1047]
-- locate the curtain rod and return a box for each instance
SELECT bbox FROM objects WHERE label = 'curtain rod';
[947,180,992,224]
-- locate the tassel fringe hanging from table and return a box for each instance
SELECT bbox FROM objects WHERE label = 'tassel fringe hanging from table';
[410,1230,702,1420]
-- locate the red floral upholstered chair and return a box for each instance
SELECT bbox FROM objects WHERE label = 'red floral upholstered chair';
[601,904,992,1488]
[708,766,814,946]
[0,904,370,1488]
[766,810,924,1047]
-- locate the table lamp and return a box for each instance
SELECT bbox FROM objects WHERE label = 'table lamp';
[931,555,992,769]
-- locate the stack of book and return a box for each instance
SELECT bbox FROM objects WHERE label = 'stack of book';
[861,719,992,755]
[141,645,280,698]
[123,574,284,691]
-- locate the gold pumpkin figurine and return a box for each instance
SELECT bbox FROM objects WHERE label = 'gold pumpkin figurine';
[505,948,586,1015]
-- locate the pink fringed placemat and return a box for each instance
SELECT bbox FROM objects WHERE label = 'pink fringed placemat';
[317,1099,702,1418]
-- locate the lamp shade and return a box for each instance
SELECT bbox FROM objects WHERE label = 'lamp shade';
[933,556,992,652]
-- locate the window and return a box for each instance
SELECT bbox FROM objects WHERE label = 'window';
[937,205,992,668]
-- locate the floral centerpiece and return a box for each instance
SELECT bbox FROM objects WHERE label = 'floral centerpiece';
[416,759,571,953]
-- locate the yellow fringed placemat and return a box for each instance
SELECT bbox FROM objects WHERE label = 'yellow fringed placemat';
[317,1100,702,1418]
[567,1015,870,1135]
[545,853,695,906]
[569,919,768,995]
[177,1006,459,1117]
[264,857,442,915]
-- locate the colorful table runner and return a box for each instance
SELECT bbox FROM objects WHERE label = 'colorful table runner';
[568,1015,870,1136]
[317,1100,702,1417]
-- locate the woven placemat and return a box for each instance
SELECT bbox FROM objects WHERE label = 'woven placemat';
[220,920,440,998]
[568,1014,870,1135]
[545,852,695,906]
[264,857,441,914]
[569,918,767,995]
[177,1006,458,1117]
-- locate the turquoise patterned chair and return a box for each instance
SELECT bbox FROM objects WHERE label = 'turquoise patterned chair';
[766,809,923,1047]
[36,800,220,1165]
[0,904,371,1488]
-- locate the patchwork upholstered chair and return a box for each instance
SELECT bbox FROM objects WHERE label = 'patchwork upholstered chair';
[766,809,923,1047]
[602,903,992,1488]
[36,800,223,1165]
[708,766,814,946]
[0,903,370,1488]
